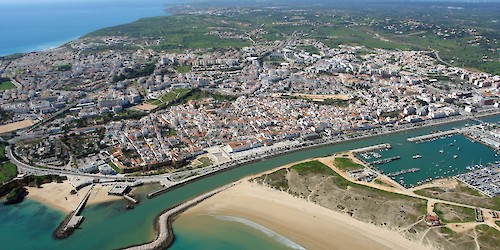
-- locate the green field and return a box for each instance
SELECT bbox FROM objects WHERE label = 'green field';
[414,183,500,211]
[147,88,191,106]
[0,162,17,184]
[0,81,16,91]
[334,157,363,171]
[291,160,336,176]
[296,45,320,55]
[148,88,236,107]
[84,6,499,75]
[87,15,251,51]
[433,203,476,223]
[175,65,191,73]
[108,161,121,173]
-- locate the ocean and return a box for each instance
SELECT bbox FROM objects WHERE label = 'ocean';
[1,116,497,249]
[0,0,169,56]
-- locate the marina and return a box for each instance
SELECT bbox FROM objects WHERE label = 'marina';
[356,128,498,187]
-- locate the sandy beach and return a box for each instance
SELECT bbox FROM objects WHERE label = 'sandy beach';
[26,181,122,213]
[183,180,433,250]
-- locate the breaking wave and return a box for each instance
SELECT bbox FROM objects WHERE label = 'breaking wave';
[214,215,305,250]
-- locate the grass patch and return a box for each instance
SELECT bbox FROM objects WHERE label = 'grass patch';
[175,65,191,73]
[476,224,500,250]
[414,183,500,211]
[0,80,16,91]
[108,161,121,173]
[167,128,177,136]
[439,226,457,235]
[161,88,190,103]
[113,63,156,82]
[198,157,212,167]
[291,160,336,176]
[433,203,476,223]
[296,45,320,55]
[334,157,363,171]
[87,15,251,51]
[290,161,423,203]
[0,162,17,184]
[374,179,394,188]
[263,169,289,191]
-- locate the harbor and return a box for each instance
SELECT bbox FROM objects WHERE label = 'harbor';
[355,130,498,187]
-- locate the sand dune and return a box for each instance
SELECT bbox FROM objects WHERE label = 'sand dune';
[183,180,433,250]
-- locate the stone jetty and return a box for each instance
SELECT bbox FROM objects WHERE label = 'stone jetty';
[123,182,239,250]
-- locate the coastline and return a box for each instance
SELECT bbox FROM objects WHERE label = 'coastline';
[0,1,168,57]
[180,179,432,250]
[26,181,122,214]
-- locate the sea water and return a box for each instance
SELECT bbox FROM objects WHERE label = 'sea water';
[0,0,169,56]
[172,215,303,250]
[0,116,497,249]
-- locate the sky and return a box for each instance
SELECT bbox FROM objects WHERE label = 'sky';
[0,0,498,7]
[0,0,185,6]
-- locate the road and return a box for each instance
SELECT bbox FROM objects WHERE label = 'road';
[5,145,176,185]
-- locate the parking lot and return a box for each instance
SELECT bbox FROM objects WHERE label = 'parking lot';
[456,165,500,197]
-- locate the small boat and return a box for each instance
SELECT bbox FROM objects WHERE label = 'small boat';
[439,149,444,153]
[457,147,460,151]
[449,143,454,146]
[413,154,422,159]
[453,155,458,159]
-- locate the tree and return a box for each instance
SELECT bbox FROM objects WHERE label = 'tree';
[0,107,13,125]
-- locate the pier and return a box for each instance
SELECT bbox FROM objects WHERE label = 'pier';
[371,156,401,165]
[386,168,420,177]
[407,126,479,143]
[55,185,93,239]
[351,143,391,153]
[407,129,461,142]
[123,182,239,250]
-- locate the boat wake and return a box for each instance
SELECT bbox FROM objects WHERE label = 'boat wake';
[214,215,306,250]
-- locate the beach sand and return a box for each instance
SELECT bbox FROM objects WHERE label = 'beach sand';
[26,181,122,213]
[183,180,433,250]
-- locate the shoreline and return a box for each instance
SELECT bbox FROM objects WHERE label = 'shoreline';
[180,179,433,250]
[25,181,122,214]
